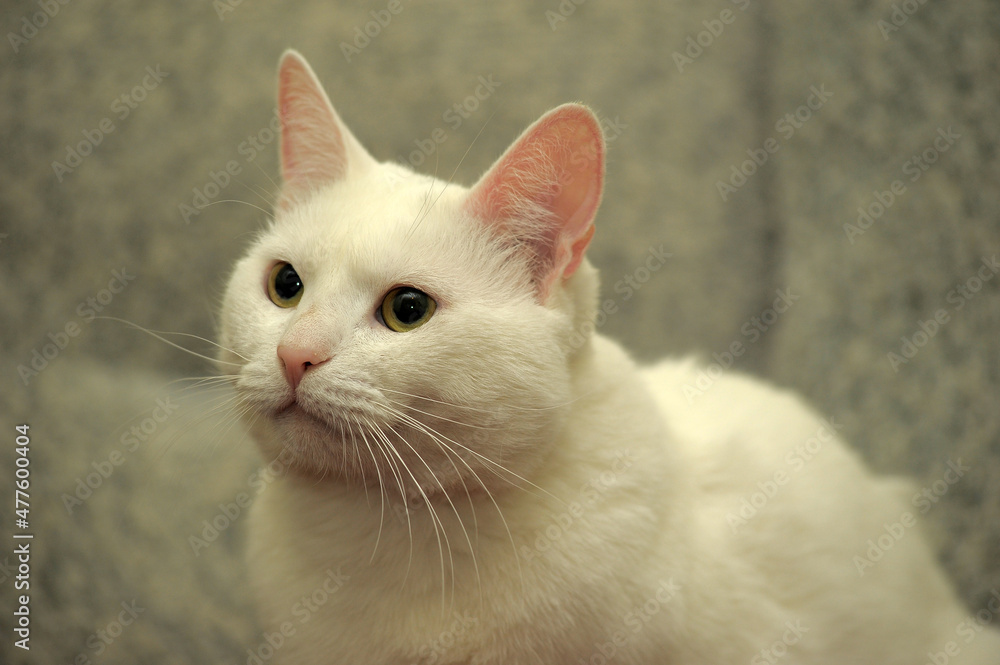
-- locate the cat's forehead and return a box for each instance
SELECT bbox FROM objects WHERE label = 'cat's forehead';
[257,168,475,280]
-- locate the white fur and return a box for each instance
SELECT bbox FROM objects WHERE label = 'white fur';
[219,54,1000,665]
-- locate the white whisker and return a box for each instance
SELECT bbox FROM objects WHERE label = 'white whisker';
[361,419,413,581]
[385,398,500,431]
[351,414,387,564]
[407,112,496,238]
[94,316,247,365]
[370,419,452,614]
[384,420,482,612]
[384,406,520,604]
[204,198,275,219]
[380,386,583,414]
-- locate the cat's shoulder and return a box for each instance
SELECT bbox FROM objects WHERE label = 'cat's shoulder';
[637,355,916,545]
[639,354,820,435]
[638,355,863,486]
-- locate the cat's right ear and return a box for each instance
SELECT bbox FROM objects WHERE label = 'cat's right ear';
[276,50,377,211]
[463,104,605,303]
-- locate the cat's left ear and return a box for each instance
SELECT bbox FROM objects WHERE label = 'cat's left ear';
[276,50,377,210]
[464,103,604,302]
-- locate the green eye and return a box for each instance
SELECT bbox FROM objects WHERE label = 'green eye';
[267,262,303,308]
[380,287,436,332]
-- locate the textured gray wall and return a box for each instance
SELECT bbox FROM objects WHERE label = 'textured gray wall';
[1,1,998,663]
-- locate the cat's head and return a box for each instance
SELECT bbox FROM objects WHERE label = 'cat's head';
[219,51,605,500]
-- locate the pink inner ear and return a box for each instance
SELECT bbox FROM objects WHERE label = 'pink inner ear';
[465,104,605,301]
[277,53,349,209]
[562,224,595,277]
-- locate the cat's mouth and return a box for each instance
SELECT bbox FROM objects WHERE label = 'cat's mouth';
[265,397,380,475]
[275,400,310,419]
[267,384,395,446]
[269,376,387,420]
[274,398,304,416]
[263,390,458,493]
[247,380,521,498]
[274,397,354,431]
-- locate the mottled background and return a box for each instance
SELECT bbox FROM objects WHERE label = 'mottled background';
[1,1,998,663]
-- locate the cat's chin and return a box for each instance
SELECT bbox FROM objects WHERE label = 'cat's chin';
[257,401,361,480]
[274,401,327,433]
[257,400,501,500]
[262,401,431,491]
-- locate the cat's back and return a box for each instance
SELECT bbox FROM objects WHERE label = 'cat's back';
[636,356,993,664]
[638,356,864,490]
[637,355,912,549]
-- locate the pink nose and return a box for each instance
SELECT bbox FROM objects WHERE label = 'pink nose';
[277,344,330,391]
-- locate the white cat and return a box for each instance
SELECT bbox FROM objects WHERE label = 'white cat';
[219,50,1000,664]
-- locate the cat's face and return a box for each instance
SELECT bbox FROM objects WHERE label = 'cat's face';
[219,51,604,501]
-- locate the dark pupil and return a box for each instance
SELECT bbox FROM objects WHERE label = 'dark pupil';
[393,290,427,325]
[274,265,302,300]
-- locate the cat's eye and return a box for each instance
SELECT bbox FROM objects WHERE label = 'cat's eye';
[267,262,303,308]
[379,287,436,332]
